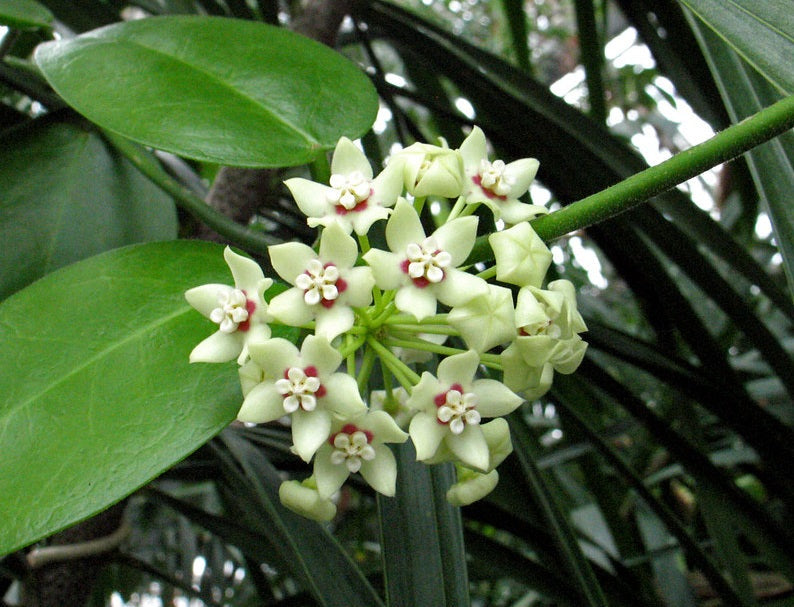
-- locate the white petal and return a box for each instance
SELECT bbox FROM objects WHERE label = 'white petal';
[189,331,244,363]
[300,334,343,376]
[284,177,333,218]
[268,242,318,285]
[267,289,315,327]
[224,247,266,293]
[433,269,488,308]
[360,445,398,496]
[330,137,373,180]
[314,445,352,498]
[432,216,478,266]
[319,221,359,268]
[409,412,447,461]
[363,410,409,444]
[185,284,233,318]
[248,336,300,378]
[395,284,437,321]
[386,199,425,253]
[437,349,479,387]
[315,305,354,341]
[458,126,488,172]
[446,425,490,472]
[292,408,332,463]
[405,371,444,413]
[237,382,288,423]
[504,158,539,198]
[341,266,375,307]
[363,248,405,290]
[322,373,367,417]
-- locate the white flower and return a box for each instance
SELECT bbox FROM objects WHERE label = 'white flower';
[185,247,273,364]
[284,137,403,235]
[237,335,366,462]
[459,127,546,223]
[313,410,408,498]
[406,350,523,471]
[363,199,487,320]
[267,222,374,340]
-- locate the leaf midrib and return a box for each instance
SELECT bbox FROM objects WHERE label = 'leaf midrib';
[48,35,319,146]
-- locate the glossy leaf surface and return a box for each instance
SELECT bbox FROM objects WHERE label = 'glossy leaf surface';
[34,16,378,166]
[0,241,243,555]
[0,0,53,30]
[0,115,177,300]
[679,0,794,94]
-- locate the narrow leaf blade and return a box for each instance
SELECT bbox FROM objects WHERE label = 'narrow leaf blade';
[678,0,794,94]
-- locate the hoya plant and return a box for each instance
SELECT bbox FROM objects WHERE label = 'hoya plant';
[1,1,793,606]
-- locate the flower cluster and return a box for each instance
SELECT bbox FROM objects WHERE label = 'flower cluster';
[186,127,587,520]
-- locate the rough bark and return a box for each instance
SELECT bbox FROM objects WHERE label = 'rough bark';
[22,503,126,606]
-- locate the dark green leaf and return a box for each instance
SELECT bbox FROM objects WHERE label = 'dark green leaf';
[0,114,177,300]
[678,0,794,94]
[216,430,385,607]
[0,0,53,30]
[34,16,378,167]
[0,241,242,556]
[377,443,469,607]
[508,415,609,607]
[688,17,794,303]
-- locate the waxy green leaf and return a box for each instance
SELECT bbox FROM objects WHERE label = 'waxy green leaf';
[679,0,794,95]
[34,16,378,167]
[0,0,53,30]
[0,241,244,556]
[0,115,177,300]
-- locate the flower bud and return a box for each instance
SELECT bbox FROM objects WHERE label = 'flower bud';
[278,479,336,521]
[447,468,499,506]
[395,141,465,198]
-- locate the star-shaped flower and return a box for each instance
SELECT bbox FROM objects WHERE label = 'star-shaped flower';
[459,127,546,224]
[185,246,273,364]
[237,335,367,462]
[447,284,515,352]
[267,222,374,340]
[488,221,552,288]
[313,410,408,498]
[406,350,523,471]
[284,137,403,235]
[363,199,487,320]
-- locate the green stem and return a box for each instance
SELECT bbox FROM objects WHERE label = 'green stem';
[446,196,467,221]
[105,132,277,256]
[357,345,377,394]
[338,334,367,359]
[309,150,331,185]
[385,313,449,325]
[367,337,421,385]
[357,233,371,254]
[383,337,502,370]
[530,94,794,242]
[388,324,459,336]
[476,265,497,280]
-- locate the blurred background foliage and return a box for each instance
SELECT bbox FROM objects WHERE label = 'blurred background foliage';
[1,0,793,605]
